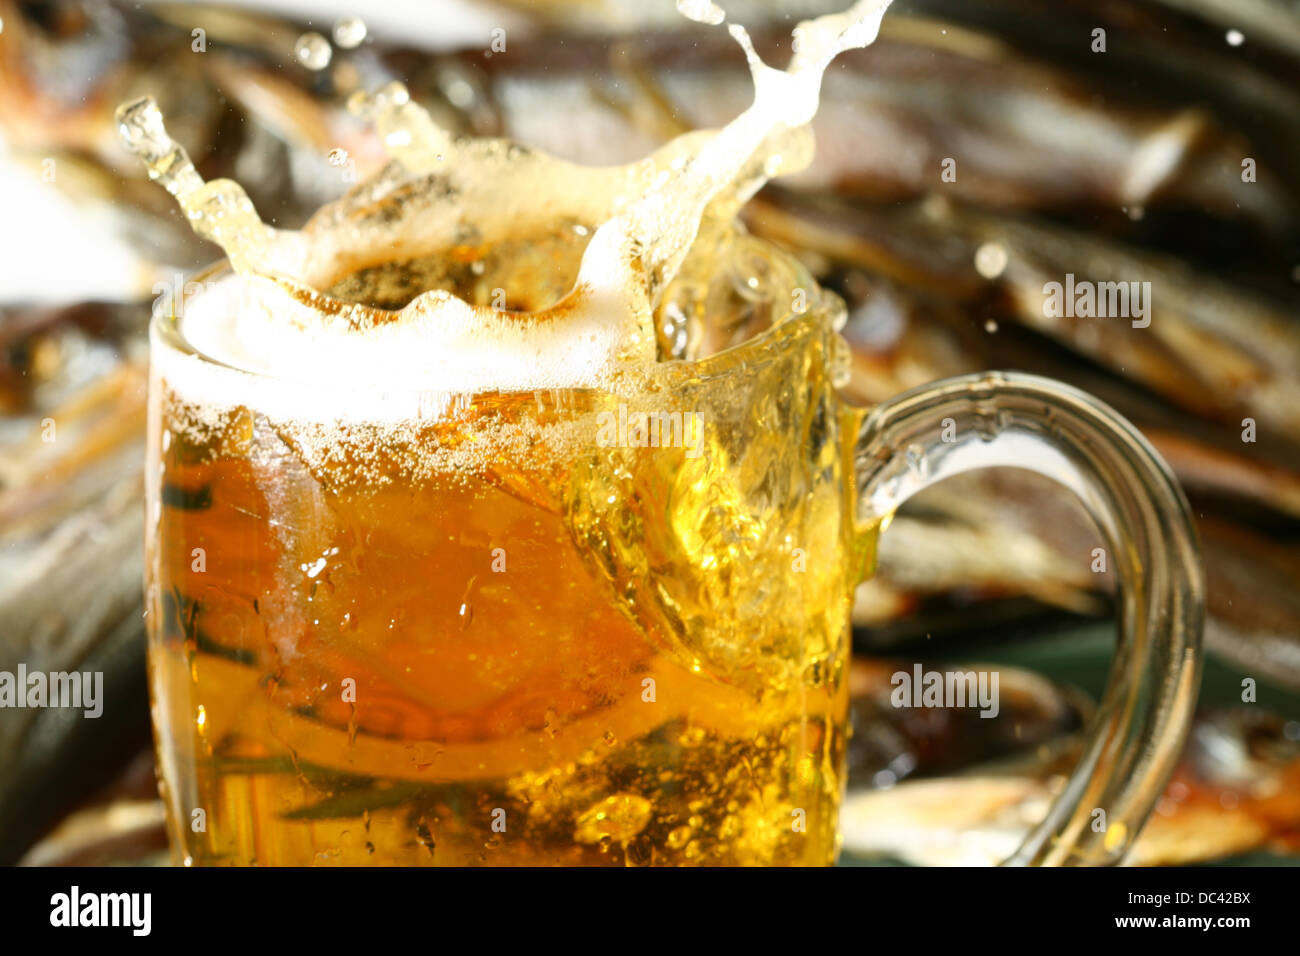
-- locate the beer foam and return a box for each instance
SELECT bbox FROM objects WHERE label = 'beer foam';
[158,267,631,424]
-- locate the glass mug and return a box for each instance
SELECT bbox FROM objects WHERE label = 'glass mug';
[145,230,1203,866]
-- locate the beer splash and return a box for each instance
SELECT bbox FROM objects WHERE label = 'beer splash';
[140,2,890,866]
[115,0,892,397]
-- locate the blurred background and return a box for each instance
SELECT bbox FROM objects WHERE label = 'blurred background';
[1,0,1298,865]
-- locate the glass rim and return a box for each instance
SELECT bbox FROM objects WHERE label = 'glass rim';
[152,245,845,399]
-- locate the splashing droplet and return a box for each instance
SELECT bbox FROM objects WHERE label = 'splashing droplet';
[117,0,898,399]
[973,242,1008,279]
[114,96,273,274]
[676,0,726,25]
[295,32,333,70]
[333,16,367,49]
[347,81,451,169]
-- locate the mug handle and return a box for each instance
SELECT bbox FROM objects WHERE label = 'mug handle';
[850,371,1203,865]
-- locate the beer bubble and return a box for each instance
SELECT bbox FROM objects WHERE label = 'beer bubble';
[327,147,349,167]
[574,794,653,844]
[295,32,332,70]
[333,16,367,49]
[830,337,852,387]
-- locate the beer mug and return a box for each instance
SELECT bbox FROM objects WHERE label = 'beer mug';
[146,229,1202,867]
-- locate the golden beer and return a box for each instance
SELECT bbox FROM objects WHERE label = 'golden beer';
[146,235,874,866]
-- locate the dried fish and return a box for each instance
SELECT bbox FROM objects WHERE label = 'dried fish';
[0,307,149,864]
[847,657,1090,788]
[843,665,1300,865]
[855,462,1300,688]
[5,3,1296,259]
[752,188,1300,447]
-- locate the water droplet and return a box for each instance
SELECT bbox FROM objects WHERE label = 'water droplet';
[1225,29,1245,47]
[984,319,999,333]
[973,242,1008,279]
[295,32,332,70]
[333,16,367,49]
